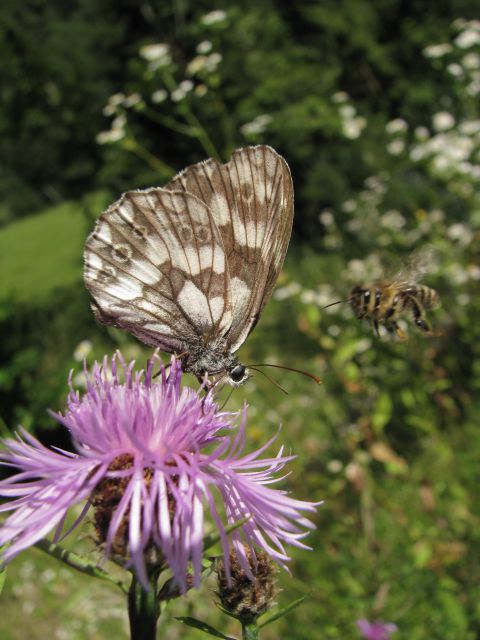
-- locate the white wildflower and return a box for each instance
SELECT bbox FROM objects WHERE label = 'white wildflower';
[96,128,125,144]
[433,111,455,131]
[201,10,227,26]
[458,119,480,135]
[73,340,93,362]
[123,93,142,108]
[179,80,194,92]
[197,40,213,54]
[188,53,222,75]
[171,80,194,102]
[467,265,480,280]
[342,199,357,213]
[430,209,445,222]
[300,289,316,304]
[273,282,301,301]
[466,79,480,96]
[204,52,222,72]
[140,43,170,62]
[102,104,116,116]
[381,209,406,230]
[455,29,480,49]
[448,264,469,284]
[463,52,480,69]
[108,93,126,106]
[447,222,474,245]
[447,63,464,77]
[73,371,88,388]
[151,89,168,104]
[240,114,272,136]
[319,210,334,226]
[423,43,453,58]
[386,118,408,134]
[414,126,430,140]
[332,91,349,103]
[187,56,208,75]
[342,116,366,139]
[112,114,127,130]
[387,139,405,155]
[339,104,356,119]
[327,460,343,473]
[328,325,341,337]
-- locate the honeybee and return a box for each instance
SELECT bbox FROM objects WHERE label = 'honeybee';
[348,248,440,339]
[322,247,439,339]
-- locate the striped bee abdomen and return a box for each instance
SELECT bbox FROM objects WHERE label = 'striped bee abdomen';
[416,285,440,309]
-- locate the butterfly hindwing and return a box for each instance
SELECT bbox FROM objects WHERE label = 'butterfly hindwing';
[84,188,232,352]
[165,145,294,351]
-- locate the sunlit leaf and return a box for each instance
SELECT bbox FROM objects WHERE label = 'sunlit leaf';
[174,616,236,639]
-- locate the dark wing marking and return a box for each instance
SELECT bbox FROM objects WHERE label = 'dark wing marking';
[165,145,294,351]
[84,188,232,352]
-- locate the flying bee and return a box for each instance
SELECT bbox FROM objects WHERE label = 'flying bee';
[326,247,440,339]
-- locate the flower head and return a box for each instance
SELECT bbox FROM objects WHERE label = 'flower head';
[215,545,278,623]
[356,619,398,640]
[0,353,318,590]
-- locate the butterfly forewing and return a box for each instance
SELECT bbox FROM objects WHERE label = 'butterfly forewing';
[84,145,294,382]
[84,188,232,352]
[165,145,294,351]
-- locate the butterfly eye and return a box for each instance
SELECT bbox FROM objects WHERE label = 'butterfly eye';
[229,365,247,384]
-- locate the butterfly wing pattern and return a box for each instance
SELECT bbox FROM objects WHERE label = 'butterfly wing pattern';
[84,145,293,385]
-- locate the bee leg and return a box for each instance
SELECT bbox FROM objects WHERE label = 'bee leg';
[393,322,407,340]
[371,318,380,338]
[408,297,431,334]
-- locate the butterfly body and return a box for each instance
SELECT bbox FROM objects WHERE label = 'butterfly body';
[84,146,293,385]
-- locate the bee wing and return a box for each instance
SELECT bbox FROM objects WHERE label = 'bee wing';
[84,188,233,352]
[390,245,438,286]
[165,145,294,352]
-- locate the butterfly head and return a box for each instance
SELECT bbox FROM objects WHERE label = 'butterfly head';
[226,363,250,386]
[184,339,251,387]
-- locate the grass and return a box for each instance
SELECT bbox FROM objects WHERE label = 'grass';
[0,192,110,302]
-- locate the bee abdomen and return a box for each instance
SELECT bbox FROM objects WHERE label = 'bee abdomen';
[417,285,440,309]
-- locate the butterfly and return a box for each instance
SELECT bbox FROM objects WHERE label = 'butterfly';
[84,145,294,386]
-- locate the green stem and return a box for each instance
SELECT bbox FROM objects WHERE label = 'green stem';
[142,106,199,137]
[242,622,259,640]
[128,570,161,640]
[162,71,221,161]
[121,135,175,177]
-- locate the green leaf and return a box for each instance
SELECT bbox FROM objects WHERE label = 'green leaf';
[34,539,128,593]
[259,595,309,628]
[174,616,236,639]
[0,565,6,595]
[371,391,393,434]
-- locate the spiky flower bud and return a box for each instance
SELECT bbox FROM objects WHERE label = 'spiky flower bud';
[215,546,278,624]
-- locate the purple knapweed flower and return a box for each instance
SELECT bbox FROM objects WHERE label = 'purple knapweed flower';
[356,619,398,640]
[0,352,318,590]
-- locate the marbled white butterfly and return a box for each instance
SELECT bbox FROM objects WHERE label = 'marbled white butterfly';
[84,145,293,386]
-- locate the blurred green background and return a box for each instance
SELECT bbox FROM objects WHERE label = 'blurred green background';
[1,1,479,638]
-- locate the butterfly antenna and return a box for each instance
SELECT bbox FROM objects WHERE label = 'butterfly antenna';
[321,299,349,310]
[249,363,322,385]
[248,366,289,394]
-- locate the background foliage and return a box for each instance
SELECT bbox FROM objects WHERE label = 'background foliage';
[1,1,479,638]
